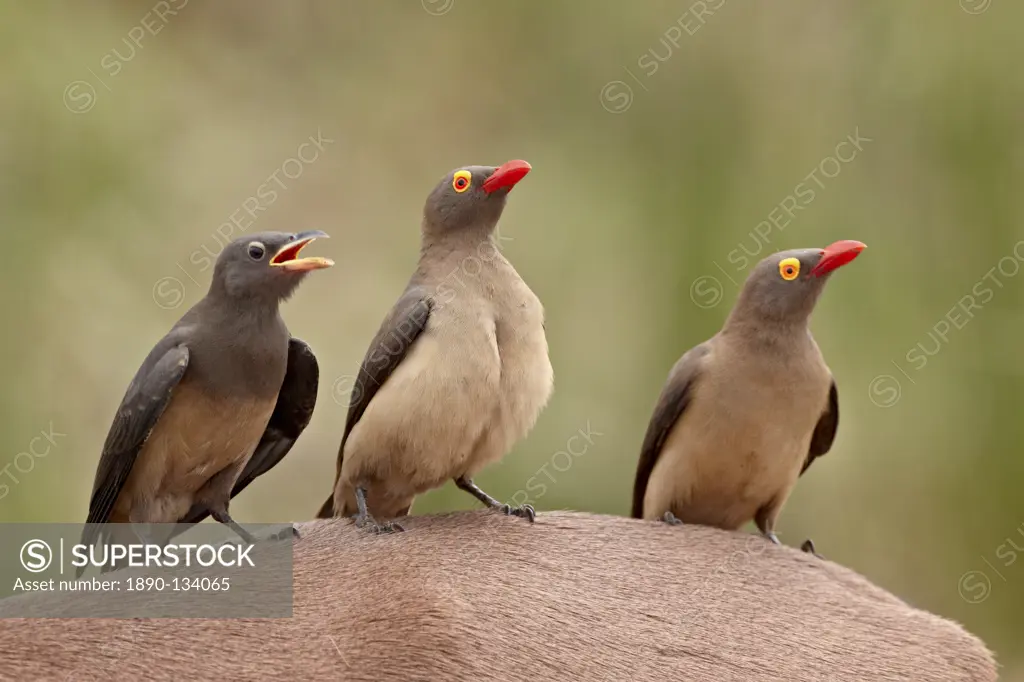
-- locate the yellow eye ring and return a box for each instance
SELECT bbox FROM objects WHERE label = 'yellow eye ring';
[452,170,472,193]
[779,258,800,281]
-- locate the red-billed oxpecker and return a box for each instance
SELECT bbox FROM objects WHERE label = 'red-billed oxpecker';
[317,160,552,532]
[632,241,867,554]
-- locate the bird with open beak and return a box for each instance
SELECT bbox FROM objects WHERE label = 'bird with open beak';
[632,240,866,554]
[80,231,332,574]
[317,160,552,532]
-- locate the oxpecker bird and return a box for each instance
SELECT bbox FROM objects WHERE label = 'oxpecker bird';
[80,231,332,575]
[632,240,866,552]
[317,160,553,532]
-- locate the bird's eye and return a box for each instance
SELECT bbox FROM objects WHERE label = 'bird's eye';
[248,242,266,261]
[779,257,800,281]
[452,170,472,193]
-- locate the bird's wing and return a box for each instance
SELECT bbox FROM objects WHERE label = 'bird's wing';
[182,338,319,526]
[316,288,432,517]
[631,343,710,519]
[800,380,839,475]
[84,344,190,535]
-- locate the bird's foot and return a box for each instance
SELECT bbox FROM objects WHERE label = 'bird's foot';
[210,509,258,544]
[267,526,300,542]
[350,485,402,533]
[800,538,823,559]
[454,477,534,521]
[763,530,781,546]
[368,520,404,534]
[662,511,683,526]
[496,503,536,523]
[354,513,404,534]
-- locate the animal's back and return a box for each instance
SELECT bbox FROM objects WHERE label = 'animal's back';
[0,512,995,682]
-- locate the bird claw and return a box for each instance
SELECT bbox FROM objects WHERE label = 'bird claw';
[498,503,535,522]
[661,511,683,526]
[369,521,404,534]
[801,538,823,559]
[268,526,300,542]
[354,514,403,534]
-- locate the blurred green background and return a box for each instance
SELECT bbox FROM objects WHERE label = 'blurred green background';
[1,0,1021,673]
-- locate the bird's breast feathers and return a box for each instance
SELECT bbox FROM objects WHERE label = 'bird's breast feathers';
[114,385,276,521]
[340,281,552,491]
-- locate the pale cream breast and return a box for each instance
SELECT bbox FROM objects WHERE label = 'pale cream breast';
[338,251,552,516]
[340,304,503,501]
[462,264,553,476]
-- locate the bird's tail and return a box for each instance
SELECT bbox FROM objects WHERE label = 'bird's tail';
[315,494,335,519]
[76,524,103,579]
[76,524,141,578]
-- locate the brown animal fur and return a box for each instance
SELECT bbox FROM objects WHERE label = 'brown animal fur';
[0,511,997,681]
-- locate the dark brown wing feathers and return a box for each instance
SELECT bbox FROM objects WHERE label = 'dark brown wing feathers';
[316,290,432,518]
[182,338,319,526]
[801,380,839,475]
[631,345,708,519]
[83,344,190,542]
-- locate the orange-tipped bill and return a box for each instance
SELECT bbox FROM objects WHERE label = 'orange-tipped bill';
[271,230,334,272]
[811,240,866,277]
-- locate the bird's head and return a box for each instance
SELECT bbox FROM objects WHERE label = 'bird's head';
[212,230,333,302]
[730,240,867,326]
[422,160,532,237]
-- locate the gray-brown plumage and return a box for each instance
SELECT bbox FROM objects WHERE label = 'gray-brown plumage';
[632,240,866,551]
[316,160,553,532]
[180,338,321,527]
[80,231,332,575]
